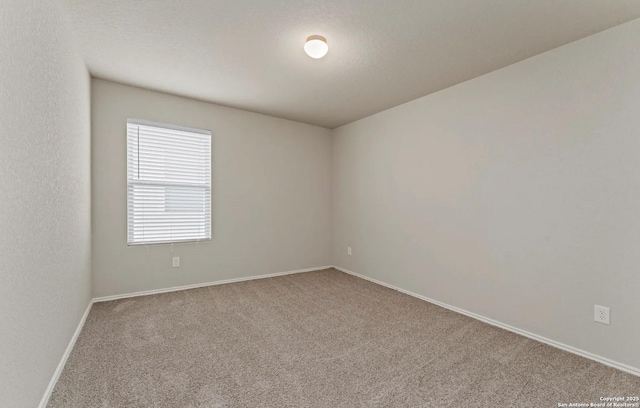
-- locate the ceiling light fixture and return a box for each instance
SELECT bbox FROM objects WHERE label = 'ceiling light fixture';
[304,35,328,59]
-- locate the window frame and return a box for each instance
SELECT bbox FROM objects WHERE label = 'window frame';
[126,118,212,246]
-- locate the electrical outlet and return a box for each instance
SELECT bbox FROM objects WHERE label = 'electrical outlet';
[172,256,180,268]
[347,247,352,256]
[594,305,610,325]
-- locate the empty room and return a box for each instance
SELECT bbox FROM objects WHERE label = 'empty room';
[2,0,640,407]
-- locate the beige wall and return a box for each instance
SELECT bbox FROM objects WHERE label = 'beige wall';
[0,1,92,407]
[92,79,332,297]
[332,19,640,370]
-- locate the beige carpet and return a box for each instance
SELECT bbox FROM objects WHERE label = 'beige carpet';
[49,268,639,407]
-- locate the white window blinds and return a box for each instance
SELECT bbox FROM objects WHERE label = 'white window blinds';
[127,119,211,245]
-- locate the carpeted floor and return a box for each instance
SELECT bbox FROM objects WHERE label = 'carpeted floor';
[49,268,639,407]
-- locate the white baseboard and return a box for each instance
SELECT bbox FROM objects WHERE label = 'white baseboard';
[92,265,333,303]
[38,300,94,408]
[333,265,640,378]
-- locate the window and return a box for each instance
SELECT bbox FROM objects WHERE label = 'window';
[127,119,211,245]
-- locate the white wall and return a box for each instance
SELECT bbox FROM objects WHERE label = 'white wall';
[0,1,92,407]
[332,19,640,370]
[92,79,332,297]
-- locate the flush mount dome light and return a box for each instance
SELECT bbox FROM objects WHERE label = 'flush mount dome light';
[304,35,328,59]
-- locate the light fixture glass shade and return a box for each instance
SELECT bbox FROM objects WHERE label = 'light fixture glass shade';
[304,35,328,59]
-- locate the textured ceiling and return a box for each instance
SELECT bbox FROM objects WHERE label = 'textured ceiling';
[62,0,640,128]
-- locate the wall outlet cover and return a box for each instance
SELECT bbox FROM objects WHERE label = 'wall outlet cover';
[172,256,180,268]
[594,305,610,325]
